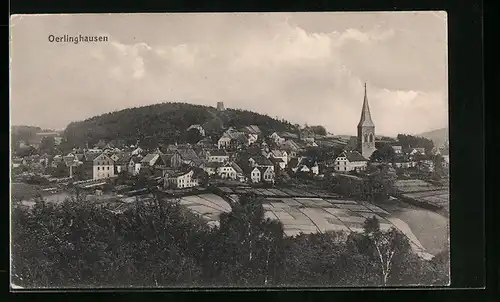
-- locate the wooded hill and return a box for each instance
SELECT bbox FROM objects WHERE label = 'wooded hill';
[63,102,298,149]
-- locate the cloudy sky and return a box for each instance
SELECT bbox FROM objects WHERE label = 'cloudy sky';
[10,12,448,136]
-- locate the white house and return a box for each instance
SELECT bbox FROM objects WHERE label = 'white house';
[409,148,426,156]
[202,162,221,176]
[131,147,143,156]
[93,153,115,180]
[259,166,275,184]
[217,162,244,181]
[267,149,288,164]
[269,132,285,144]
[288,157,319,175]
[165,170,199,189]
[218,134,232,149]
[334,151,368,172]
[248,155,275,171]
[249,167,261,183]
[128,156,142,175]
[270,157,286,170]
[392,145,403,154]
[187,124,206,137]
[247,133,259,145]
[141,153,160,167]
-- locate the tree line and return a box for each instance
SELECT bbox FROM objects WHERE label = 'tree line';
[61,103,297,151]
[11,193,448,288]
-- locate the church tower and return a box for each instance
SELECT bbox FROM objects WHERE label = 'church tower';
[357,83,376,159]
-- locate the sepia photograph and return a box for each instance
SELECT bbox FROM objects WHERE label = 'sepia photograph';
[10,12,450,289]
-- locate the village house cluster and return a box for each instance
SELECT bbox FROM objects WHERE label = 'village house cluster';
[12,86,449,193]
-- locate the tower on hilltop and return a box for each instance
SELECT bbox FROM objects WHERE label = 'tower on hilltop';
[216,102,225,111]
[357,83,376,159]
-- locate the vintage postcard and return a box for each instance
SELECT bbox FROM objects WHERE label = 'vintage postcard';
[10,12,449,289]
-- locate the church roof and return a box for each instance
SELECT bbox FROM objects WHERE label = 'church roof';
[358,83,375,128]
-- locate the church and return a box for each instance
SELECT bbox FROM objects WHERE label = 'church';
[357,83,376,160]
[333,83,375,172]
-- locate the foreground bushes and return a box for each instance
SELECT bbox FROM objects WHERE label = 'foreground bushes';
[11,195,449,288]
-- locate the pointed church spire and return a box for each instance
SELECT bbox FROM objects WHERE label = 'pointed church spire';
[358,82,375,127]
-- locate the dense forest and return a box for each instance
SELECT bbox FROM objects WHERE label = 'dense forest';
[63,102,298,149]
[11,194,449,288]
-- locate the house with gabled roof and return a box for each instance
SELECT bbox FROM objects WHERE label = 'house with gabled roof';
[187,124,206,137]
[280,132,299,139]
[248,166,261,183]
[208,149,230,163]
[334,150,368,172]
[141,153,160,167]
[259,166,275,184]
[248,155,274,170]
[269,157,286,170]
[131,146,143,156]
[280,139,305,158]
[197,137,215,148]
[93,153,115,180]
[128,156,142,175]
[114,152,132,174]
[217,162,245,181]
[267,149,288,164]
[392,145,403,154]
[164,169,199,189]
[202,162,222,176]
[269,132,285,144]
[218,129,249,149]
[299,158,320,175]
[175,147,203,167]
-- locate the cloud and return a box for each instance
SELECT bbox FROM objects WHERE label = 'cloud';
[10,13,448,136]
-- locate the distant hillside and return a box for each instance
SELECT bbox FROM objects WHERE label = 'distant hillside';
[11,125,42,145]
[417,127,448,148]
[63,102,298,149]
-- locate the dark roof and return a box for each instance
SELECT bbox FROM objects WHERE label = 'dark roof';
[288,157,300,168]
[177,148,201,162]
[114,152,132,164]
[251,155,274,166]
[301,157,318,168]
[344,137,358,151]
[258,166,273,175]
[344,151,368,162]
[240,125,261,135]
[204,162,223,168]
[269,149,286,157]
[168,169,194,178]
[83,152,100,162]
[197,138,214,146]
[141,153,159,163]
[159,153,173,165]
[130,155,141,163]
[231,162,244,174]
[209,150,229,157]
[234,133,248,144]
[269,157,284,164]
[280,132,299,139]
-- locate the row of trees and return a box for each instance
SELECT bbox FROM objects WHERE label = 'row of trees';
[11,194,449,288]
[396,134,435,154]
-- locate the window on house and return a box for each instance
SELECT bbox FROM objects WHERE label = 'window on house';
[97,167,100,170]
[107,167,110,170]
